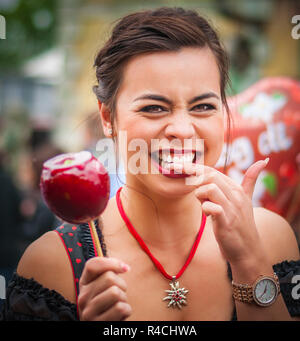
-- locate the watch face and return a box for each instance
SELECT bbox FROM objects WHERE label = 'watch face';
[253,277,278,306]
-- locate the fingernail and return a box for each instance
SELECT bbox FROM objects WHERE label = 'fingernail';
[264,157,270,165]
[121,263,130,272]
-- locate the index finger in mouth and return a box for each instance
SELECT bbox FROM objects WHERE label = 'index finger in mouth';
[169,162,208,186]
[171,162,206,175]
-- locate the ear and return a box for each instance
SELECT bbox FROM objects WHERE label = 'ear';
[98,100,113,137]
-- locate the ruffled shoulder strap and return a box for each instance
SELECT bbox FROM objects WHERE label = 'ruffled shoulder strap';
[54,218,107,306]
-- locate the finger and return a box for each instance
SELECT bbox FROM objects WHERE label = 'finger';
[171,161,203,177]
[201,200,227,226]
[82,301,131,321]
[242,158,269,198]
[194,168,242,203]
[82,269,128,305]
[171,162,210,188]
[174,163,244,205]
[78,269,128,313]
[83,285,128,320]
[194,183,231,211]
[98,301,132,321]
[172,163,238,190]
[80,257,130,286]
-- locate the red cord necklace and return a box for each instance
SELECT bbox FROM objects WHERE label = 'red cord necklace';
[116,187,207,309]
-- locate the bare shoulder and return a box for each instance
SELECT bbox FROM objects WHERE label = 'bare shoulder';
[253,207,300,263]
[17,230,76,303]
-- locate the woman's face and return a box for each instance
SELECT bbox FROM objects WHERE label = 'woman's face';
[112,46,224,198]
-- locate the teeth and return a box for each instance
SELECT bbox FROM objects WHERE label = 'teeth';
[160,152,195,164]
[161,161,171,170]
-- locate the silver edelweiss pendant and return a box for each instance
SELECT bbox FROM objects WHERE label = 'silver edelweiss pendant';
[163,278,188,309]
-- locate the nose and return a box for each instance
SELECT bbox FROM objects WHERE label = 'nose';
[164,111,195,140]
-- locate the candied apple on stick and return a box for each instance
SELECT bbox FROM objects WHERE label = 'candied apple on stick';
[40,151,110,257]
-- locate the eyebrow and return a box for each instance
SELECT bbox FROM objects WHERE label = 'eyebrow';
[133,92,220,105]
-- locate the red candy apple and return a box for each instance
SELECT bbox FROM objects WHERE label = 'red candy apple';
[40,151,110,224]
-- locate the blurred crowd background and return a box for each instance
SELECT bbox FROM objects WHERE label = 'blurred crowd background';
[0,0,299,289]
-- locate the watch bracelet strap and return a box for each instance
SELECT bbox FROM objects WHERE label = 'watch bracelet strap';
[232,282,253,303]
[232,272,280,304]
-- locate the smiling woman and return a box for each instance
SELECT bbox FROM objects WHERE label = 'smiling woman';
[1,7,300,322]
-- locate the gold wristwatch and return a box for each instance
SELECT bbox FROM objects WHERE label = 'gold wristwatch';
[232,273,280,307]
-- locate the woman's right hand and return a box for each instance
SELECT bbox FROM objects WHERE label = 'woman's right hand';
[78,257,132,321]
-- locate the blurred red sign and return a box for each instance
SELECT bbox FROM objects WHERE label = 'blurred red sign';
[216,77,300,221]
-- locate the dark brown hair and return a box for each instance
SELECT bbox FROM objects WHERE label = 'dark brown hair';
[93,7,232,174]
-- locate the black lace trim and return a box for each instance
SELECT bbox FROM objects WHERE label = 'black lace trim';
[273,260,300,317]
[273,260,300,280]
[9,273,76,309]
[78,218,108,261]
[1,273,77,321]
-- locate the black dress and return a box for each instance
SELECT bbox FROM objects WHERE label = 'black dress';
[1,220,300,321]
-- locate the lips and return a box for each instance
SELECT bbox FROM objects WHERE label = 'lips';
[150,148,202,178]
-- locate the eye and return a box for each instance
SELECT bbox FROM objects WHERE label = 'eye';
[139,105,167,114]
[192,103,216,112]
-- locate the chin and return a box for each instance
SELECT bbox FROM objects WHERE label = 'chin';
[136,174,198,200]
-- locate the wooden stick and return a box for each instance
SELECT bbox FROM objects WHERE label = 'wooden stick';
[89,220,103,257]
